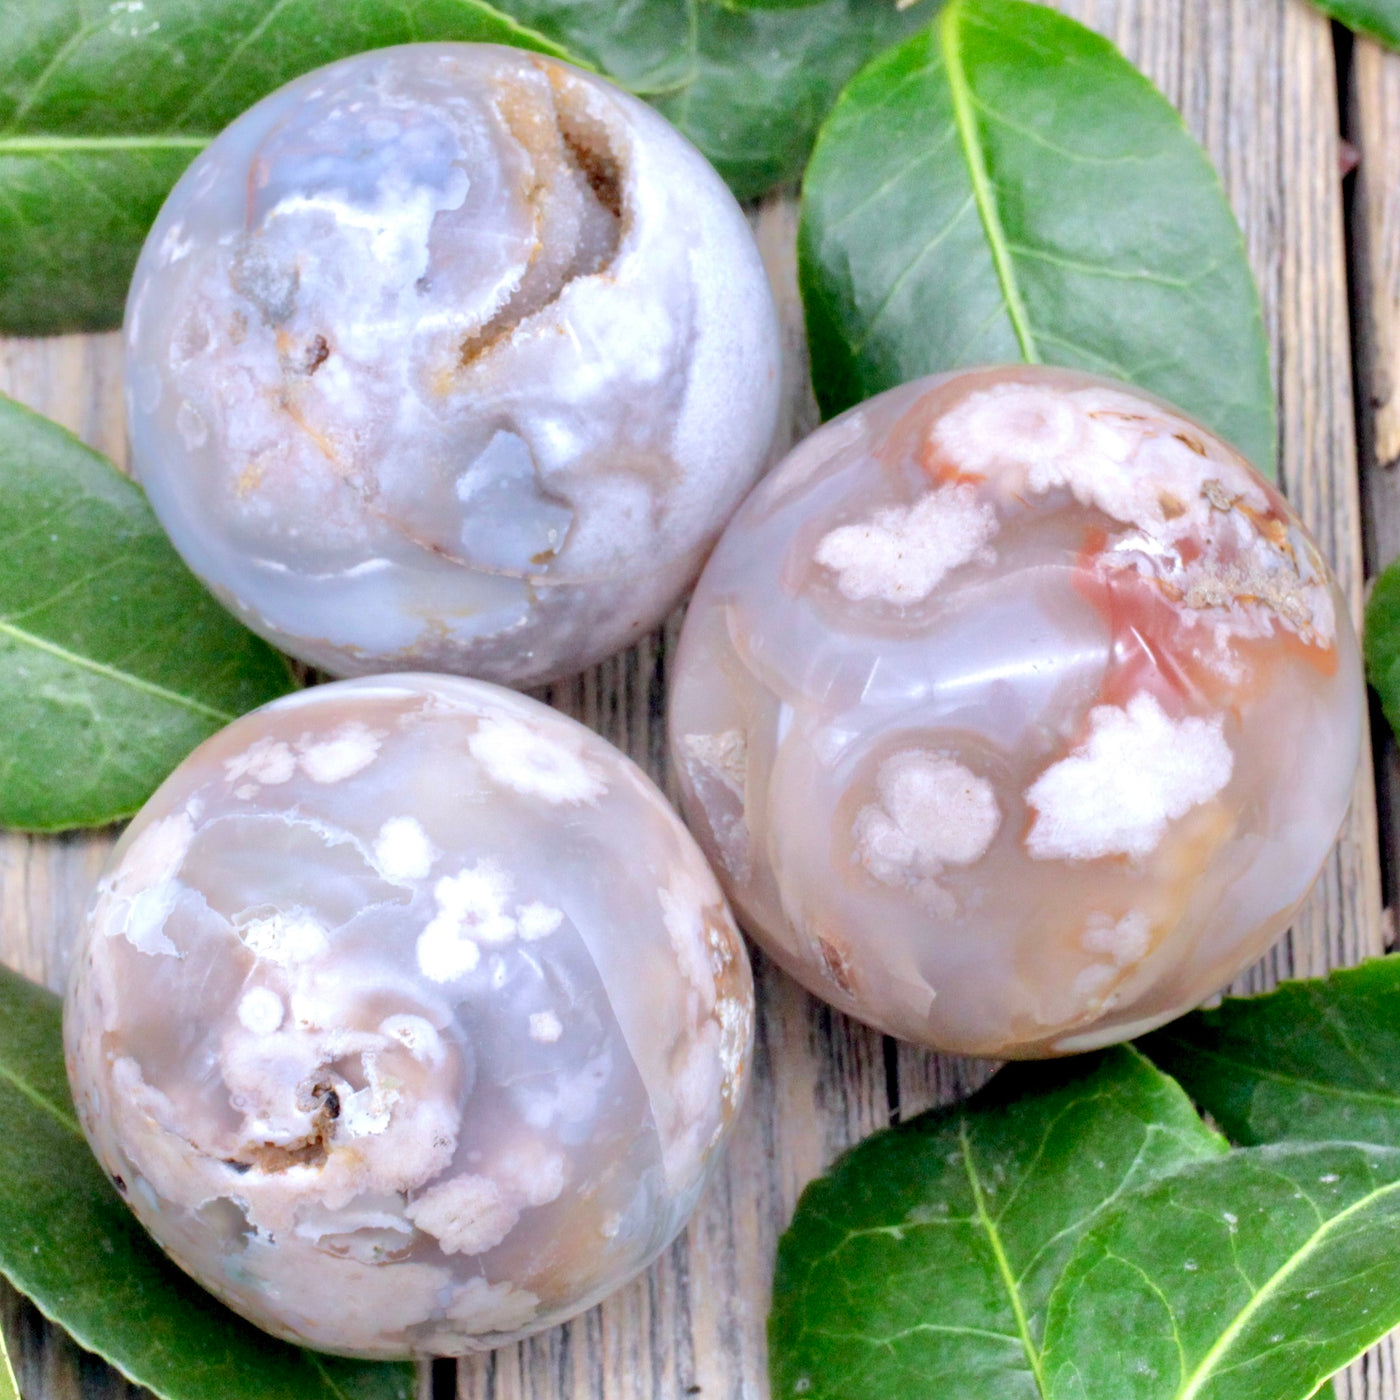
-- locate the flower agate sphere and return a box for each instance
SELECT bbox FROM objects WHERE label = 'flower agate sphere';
[124,45,780,686]
[64,676,753,1357]
[669,366,1362,1058]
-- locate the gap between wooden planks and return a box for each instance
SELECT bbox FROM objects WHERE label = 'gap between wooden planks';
[0,1,1395,1397]
[1352,16,1400,1400]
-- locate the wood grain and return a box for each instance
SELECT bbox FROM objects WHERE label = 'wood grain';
[0,3,1392,1398]
[1350,30,1400,1396]
[1354,33,1400,576]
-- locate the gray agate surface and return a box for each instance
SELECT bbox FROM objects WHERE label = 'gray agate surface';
[65,675,753,1357]
[670,366,1362,1059]
[124,44,781,685]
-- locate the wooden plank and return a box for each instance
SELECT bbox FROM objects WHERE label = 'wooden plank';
[1353,28,1400,929]
[1354,34,1400,575]
[1350,27,1400,1400]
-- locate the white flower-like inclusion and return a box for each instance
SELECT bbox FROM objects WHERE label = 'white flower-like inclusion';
[814,485,998,604]
[237,910,329,965]
[223,725,385,797]
[66,673,754,1357]
[529,1011,563,1043]
[1082,910,1152,965]
[933,381,1259,533]
[379,1013,445,1066]
[935,380,1091,475]
[468,715,606,805]
[669,366,1361,1059]
[297,723,383,784]
[224,737,297,786]
[1072,910,1155,1007]
[374,815,435,882]
[237,987,285,1035]
[517,902,564,940]
[441,1276,540,1335]
[95,808,195,956]
[1026,693,1234,861]
[854,750,1000,891]
[417,860,517,980]
[406,1173,519,1255]
[931,380,1335,649]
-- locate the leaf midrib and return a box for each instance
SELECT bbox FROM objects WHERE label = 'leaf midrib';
[959,1118,1048,1396]
[0,135,211,155]
[0,617,235,725]
[1174,1174,1400,1399]
[939,0,1039,363]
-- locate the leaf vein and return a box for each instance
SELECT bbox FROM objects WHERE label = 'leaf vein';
[2,17,110,136]
[0,1054,80,1137]
[0,619,236,725]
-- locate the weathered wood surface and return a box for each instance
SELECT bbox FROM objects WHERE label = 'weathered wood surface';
[0,1,1395,1397]
[1351,24,1400,1400]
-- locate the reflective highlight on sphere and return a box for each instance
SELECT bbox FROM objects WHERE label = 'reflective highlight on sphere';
[65,676,753,1357]
[669,367,1362,1058]
[125,44,781,686]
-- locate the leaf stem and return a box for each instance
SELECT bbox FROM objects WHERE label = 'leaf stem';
[939,0,1040,362]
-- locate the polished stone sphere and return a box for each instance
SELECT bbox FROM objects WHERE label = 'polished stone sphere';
[669,366,1361,1058]
[65,675,753,1357]
[124,44,780,686]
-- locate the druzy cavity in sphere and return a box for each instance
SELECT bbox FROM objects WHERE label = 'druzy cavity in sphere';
[669,366,1361,1058]
[65,676,753,1357]
[124,44,781,686]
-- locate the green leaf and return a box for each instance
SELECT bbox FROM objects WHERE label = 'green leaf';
[798,0,1277,475]
[0,1307,18,1400]
[0,0,578,335]
[0,0,937,332]
[1365,555,1400,740]
[0,392,295,831]
[604,0,939,199]
[712,0,831,12]
[768,1048,1226,1400]
[1041,1142,1400,1400]
[1140,958,1400,1149]
[1305,0,1400,48]
[0,964,416,1400]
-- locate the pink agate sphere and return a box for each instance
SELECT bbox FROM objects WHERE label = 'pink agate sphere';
[669,366,1362,1058]
[65,675,752,1356]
